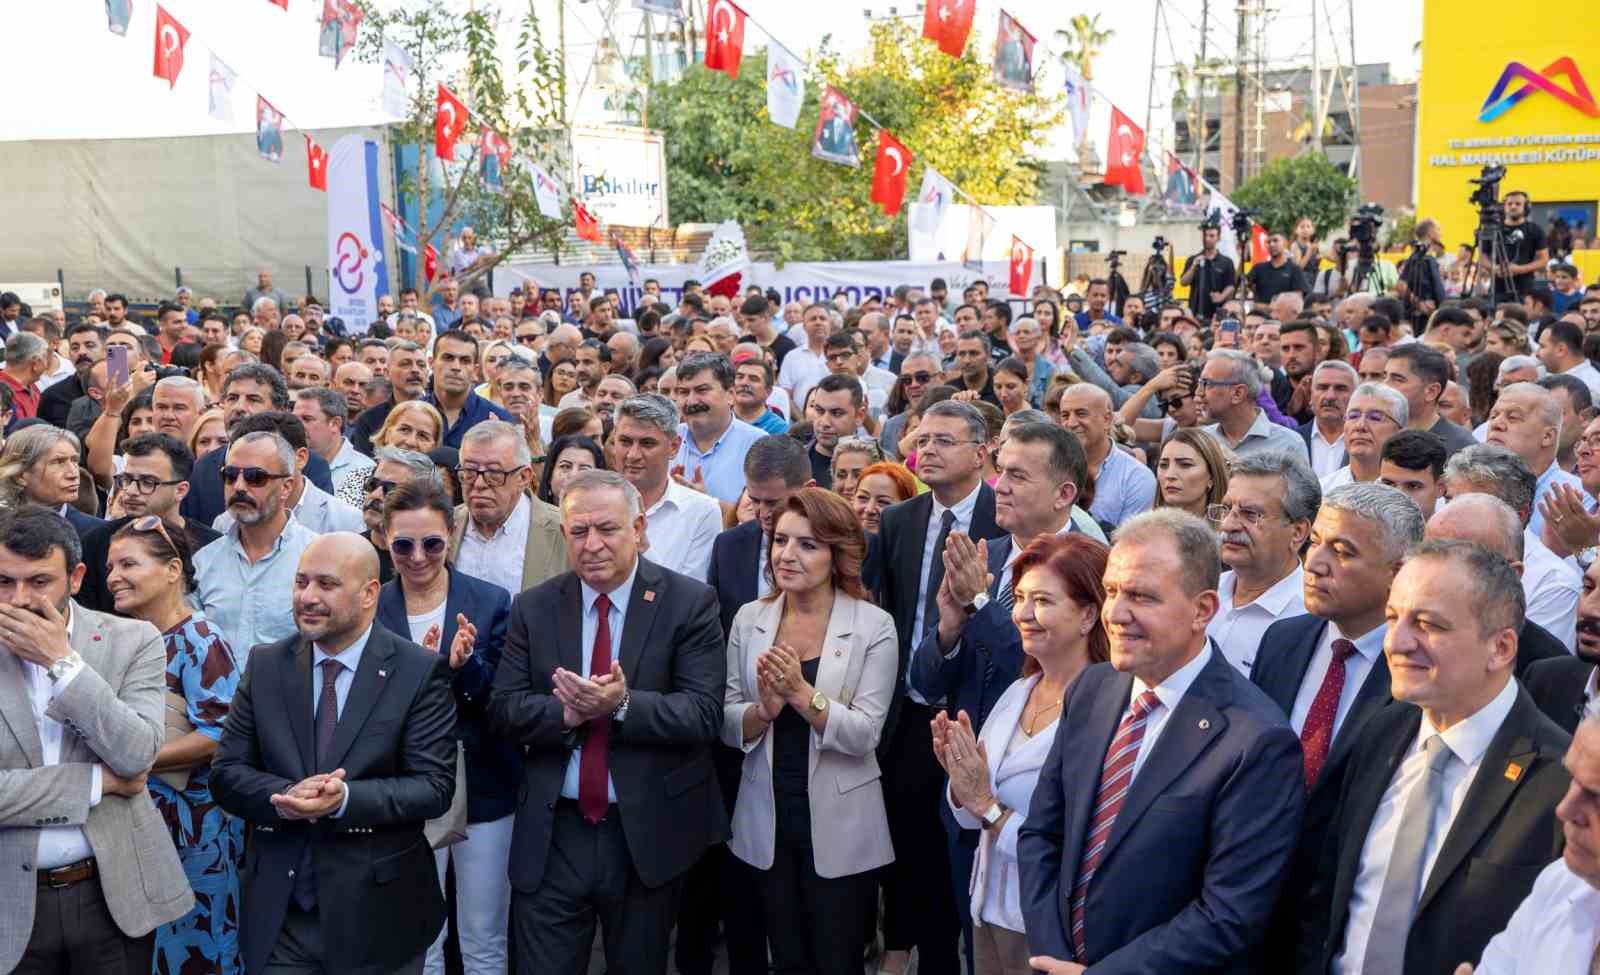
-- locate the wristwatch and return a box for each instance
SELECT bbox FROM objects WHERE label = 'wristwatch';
[809,690,828,714]
[964,592,991,616]
[47,652,81,684]
[980,802,1005,830]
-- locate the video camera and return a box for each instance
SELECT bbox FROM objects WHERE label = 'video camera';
[1229,207,1258,239]
[1151,236,1168,253]
[1348,203,1385,247]
[1469,163,1507,229]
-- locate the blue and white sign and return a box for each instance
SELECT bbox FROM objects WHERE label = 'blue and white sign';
[326,135,390,333]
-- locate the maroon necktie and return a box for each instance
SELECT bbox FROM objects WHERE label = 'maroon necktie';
[1071,689,1160,962]
[1299,638,1355,789]
[578,593,613,824]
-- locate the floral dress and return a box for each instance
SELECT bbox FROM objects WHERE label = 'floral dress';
[149,613,244,975]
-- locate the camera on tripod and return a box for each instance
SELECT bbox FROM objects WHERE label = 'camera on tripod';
[1151,236,1168,253]
[1469,163,1507,229]
[1229,208,1258,239]
[1347,203,1385,248]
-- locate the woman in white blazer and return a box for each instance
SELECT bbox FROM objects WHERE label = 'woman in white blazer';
[933,533,1111,975]
[722,488,898,975]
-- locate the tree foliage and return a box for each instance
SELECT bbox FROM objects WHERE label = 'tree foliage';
[1231,153,1358,239]
[648,19,1063,263]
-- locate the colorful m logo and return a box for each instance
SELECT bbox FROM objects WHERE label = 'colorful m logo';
[1479,57,1600,122]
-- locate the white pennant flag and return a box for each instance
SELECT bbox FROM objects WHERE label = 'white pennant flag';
[531,164,564,220]
[766,46,805,129]
[912,167,955,234]
[381,39,414,119]
[208,54,236,123]
[1199,178,1242,262]
[1062,62,1091,145]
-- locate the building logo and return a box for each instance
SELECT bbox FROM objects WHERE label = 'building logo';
[1478,56,1600,122]
[332,231,369,294]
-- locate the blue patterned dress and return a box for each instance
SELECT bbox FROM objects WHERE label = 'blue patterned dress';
[149,613,244,975]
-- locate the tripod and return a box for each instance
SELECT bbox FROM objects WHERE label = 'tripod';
[1395,241,1435,328]
[1463,220,1518,305]
[1233,227,1254,305]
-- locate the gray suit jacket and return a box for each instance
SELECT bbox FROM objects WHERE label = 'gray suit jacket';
[447,495,569,595]
[0,602,193,971]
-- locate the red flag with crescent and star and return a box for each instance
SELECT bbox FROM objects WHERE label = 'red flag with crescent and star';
[305,136,328,191]
[435,84,469,161]
[704,0,747,79]
[922,0,975,57]
[152,6,190,90]
[1009,236,1035,296]
[574,201,602,243]
[869,130,913,216]
[1104,107,1146,195]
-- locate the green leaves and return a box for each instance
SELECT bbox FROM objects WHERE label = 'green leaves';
[1231,153,1359,240]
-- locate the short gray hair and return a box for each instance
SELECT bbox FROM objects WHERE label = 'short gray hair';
[615,393,680,435]
[922,399,989,442]
[155,375,207,410]
[1113,508,1221,595]
[561,468,643,519]
[250,296,278,315]
[1496,381,1562,433]
[1349,381,1409,428]
[229,430,295,474]
[1498,354,1544,380]
[1321,482,1426,562]
[460,418,533,466]
[1206,349,1262,397]
[1406,538,1526,637]
[373,446,440,485]
[1442,444,1537,521]
[1313,358,1359,387]
[1004,408,1052,428]
[1121,343,1162,384]
[1229,450,1322,523]
[4,331,46,365]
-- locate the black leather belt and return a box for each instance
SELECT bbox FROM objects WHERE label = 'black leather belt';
[37,857,97,889]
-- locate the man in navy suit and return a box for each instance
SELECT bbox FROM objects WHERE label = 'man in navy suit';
[704,435,814,639]
[1020,509,1304,973]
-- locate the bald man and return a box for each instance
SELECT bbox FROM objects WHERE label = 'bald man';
[1425,495,1570,677]
[212,532,457,975]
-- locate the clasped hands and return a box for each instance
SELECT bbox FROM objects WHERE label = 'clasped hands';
[271,768,347,821]
[935,534,993,648]
[752,642,814,721]
[554,662,627,729]
[930,709,994,818]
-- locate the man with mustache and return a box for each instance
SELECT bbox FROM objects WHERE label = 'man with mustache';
[671,353,765,505]
[192,430,319,669]
[351,340,430,456]
[729,350,788,435]
[36,322,104,428]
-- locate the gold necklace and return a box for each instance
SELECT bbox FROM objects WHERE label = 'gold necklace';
[1023,697,1063,735]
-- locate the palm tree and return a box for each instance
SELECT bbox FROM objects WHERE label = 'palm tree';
[1055,13,1113,81]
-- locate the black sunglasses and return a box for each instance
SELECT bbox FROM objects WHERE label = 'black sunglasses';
[221,466,291,487]
[390,535,448,559]
[364,476,399,495]
[902,371,935,384]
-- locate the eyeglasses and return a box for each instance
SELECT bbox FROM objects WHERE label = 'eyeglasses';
[129,515,180,555]
[221,466,291,487]
[363,476,399,495]
[825,351,854,363]
[1161,396,1188,413]
[1345,409,1397,425]
[1198,378,1242,390]
[914,435,980,452]
[390,535,448,559]
[113,473,183,495]
[1206,503,1279,527]
[901,371,935,385]
[457,465,528,486]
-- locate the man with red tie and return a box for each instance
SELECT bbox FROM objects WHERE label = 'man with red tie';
[487,469,728,974]
[1019,509,1304,973]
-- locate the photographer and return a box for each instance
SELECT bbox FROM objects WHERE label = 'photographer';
[1394,218,1448,318]
[1245,233,1310,305]
[1501,190,1550,298]
[1179,222,1236,322]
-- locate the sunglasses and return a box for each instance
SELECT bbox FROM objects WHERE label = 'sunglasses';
[390,535,448,559]
[221,466,291,487]
[902,371,935,384]
[130,515,179,555]
[364,476,399,495]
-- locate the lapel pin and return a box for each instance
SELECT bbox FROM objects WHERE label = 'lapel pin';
[1198,719,1211,730]
[378,669,388,678]
[1504,761,1523,782]
[92,635,101,642]
[834,649,843,657]
[643,590,656,602]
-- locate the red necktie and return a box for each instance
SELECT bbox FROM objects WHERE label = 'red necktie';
[578,593,613,824]
[1071,690,1160,962]
[1299,638,1355,789]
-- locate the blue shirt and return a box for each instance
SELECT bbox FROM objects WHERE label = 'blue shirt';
[673,417,767,503]
[432,302,462,330]
[560,561,639,803]
[428,389,514,448]
[193,517,321,671]
[1087,442,1157,529]
[1529,460,1589,539]
[1028,355,1058,408]
[749,408,789,435]
[1074,309,1123,331]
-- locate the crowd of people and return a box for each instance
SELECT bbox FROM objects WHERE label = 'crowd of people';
[2,214,1600,975]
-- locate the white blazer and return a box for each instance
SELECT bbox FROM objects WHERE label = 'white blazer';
[949,674,1058,933]
[721,591,897,878]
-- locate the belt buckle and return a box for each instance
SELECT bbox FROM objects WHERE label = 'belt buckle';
[42,867,73,889]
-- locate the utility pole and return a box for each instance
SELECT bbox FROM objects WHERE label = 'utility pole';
[1233,0,1248,190]
[1145,0,1163,160]
[1310,0,1322,154]
[642,12,654,127]
[1347,0,1362,189]
[1195,0,1209,182]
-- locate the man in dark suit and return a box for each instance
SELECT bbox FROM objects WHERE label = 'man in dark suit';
[1296,540,1571,975]
[487,469,728,974]
[37,322,104,429]
[1020,509,1305,973]
[1251,483,1424,959]
[705,434,813,639]
[875,399,1003,975]
[211,532,458,975]
[1525,555,1600,734]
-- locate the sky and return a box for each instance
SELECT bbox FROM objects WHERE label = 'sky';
[1,0,1423,153]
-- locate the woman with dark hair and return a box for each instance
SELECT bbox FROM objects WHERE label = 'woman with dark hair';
[634,366,664,395]
[117,388,156,452]
[550,406,603,443]
[1034,298,1071,370]
[1148,330,1188,369]
[1155,427,1231,518]
[638,335,677,374]
[197,343,230,404]
[991,357,1032,417]
[1466,351,1505,428]
[258,329,290,372]
[106,517,242,974]
[931,533,1111,975]
[536,433,607,505]
[541,358,578,408]
[723,488,898,975]
[169,342,203,371]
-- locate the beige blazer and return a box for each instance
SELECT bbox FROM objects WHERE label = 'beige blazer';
[721,591,897,878]
[0,603,194,972]
[447,493,569,595]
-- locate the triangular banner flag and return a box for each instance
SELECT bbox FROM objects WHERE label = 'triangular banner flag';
[811,86,861,167]
[208,54,236,122]
[306,136,329,191]
[766,46,804,129]
[256,97,285,163]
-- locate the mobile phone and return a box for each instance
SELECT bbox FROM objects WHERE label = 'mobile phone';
[108,345,130,387]
[1218,319,1241,346]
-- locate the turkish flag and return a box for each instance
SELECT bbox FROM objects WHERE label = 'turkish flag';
[1251,223,1271,264]
[1104,107,1146,195]
[267,0,288,7]
[869,130,913,217]
[922,0,976,57]
[435,84,469,160]
[704,0,746,78]
[574,201,602,243]
[305,136,328,191]
[1009,236,1035,296]
[153,6,190,90]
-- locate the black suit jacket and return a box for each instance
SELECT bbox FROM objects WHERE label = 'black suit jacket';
[37,374,85,429]
[1019,648,1305,973]
[706,519,761,639]
[1297,687,1570,975]
[907,534,1023,733]
[486,558,729,891]
[1514,619,1567,678]
[211,625,457,975]
[1523,654,1594,735]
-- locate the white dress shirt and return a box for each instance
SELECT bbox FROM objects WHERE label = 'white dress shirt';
[1288,622,1386,739]
[1523,530,1581,652]
[776,347,829,411]
[1332,676,1520,975]
[1126,643,1214,781]
[908,481,983,703]
[1309,423,1346,478]
[1319,465,1356,492]
[642,478,722,582]
[1474,857,1600,975]
[455,494,530,599]
[1561,358,1600,402]
[1208,566,1306,676]
[560,562,638,804]
[19,610,103,869]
